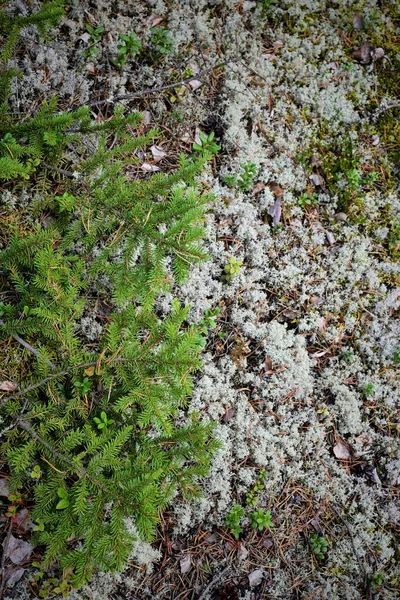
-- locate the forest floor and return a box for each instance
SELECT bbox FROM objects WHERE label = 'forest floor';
[2,0,400,599]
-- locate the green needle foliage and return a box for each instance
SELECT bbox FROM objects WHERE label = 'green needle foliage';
[0,2,219,590]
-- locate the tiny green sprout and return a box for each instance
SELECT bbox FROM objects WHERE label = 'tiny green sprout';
[249,508,273,531]
[149,28,174,57]
[225,503,244,539]
[393,347,400,365]
[298,192,318,208]
[33,520,45,532]
[310,534,328,560]
[193,131,221,156]
[343,350,354,361]
[347,168,362,190]
[246,468,267,506]
[115,31,141,68]
[363,383,375,396]
[93,411,115,430]
[74,376,92,396]
[223,174,237,187]
[237,162,258,192]
[223,257,243,280]
[56,488,69,510]
[199,307,220,333]
[82,24,104,59]
[30,465,42,479]
[370,571,384,588]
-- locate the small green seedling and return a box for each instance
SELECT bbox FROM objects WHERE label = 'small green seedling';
[224,257,243,280]
[149,28,174,57]
[310,534,328,560]
[30,465,42,479]
[193,131,220,156]
[115,32,141,68]
[223,173,237,187]
[225,504,244,539]
[56,488,69,510]
[246,469,267,506]
[33,520,45,532]
[298,192,318,208]
[237,162,257,192]
[199,307,220,334]
[82,24,104,59]
[93,411,115,430]
[74,376,92,396]
[249,508,273,531]
[370,571,384,588]
[363,383,375,396]
[346,168,362,191]
[393,347,400,365]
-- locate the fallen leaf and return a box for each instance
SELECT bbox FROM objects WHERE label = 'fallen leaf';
[86,62,96,75]
[333,440,352,460]
[373,47,385,61]
[351,41,374,64]
[223,407,234,423]
[353,13,364,30]
[4,566,24,588]
[269,183,284,197]
[0,478,10,497]
[326,231,335,245]
[141,163,160,172]
[180,553,191,574]
[0,381,18,392]
[149,15,164,27]
[310,173,324,186]
[371,134,380,146]
[310,296,324,306]
[189,79,203,90]
[248,568,264,587]
[367,466,381,485]
[84,366,95,377]
[78,32,91,43]
[4,535,33,565]
[13,509,34,534]
[355,432,372,446]
[273,40,284,48]
[238,544,248,561]
[150,145,167,161]
[267,197,282,226]
[333,212,347,222]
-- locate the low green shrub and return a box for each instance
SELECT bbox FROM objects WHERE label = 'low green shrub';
[0,2,219,589]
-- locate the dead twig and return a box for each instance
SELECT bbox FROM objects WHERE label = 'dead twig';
[198,564,230,600]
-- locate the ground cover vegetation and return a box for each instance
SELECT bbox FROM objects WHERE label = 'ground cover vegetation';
[0,0,399,598]
[0,0,220,592]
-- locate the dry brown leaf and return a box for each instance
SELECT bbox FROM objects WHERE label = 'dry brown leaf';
[141,163,160,172]
[333,440,351,460]
[0,381,18,392]
[150,145,167,161]
[4,566,25,588]
[180,553,191,574]
[353,14,364,30]
[0,478,10,497]
[248,569,263,587]
[4,535,33,565]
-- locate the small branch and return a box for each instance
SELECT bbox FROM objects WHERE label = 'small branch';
[0,319,56,369]
[85,62,227,108]
[0,521,13,599]
[198,564,230,600]
[329,502,367,586]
